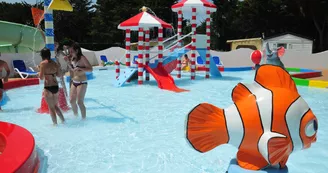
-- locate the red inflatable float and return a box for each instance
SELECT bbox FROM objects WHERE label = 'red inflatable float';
[0,121,39,173]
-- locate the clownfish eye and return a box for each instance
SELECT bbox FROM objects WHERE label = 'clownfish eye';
[305,120,318,137]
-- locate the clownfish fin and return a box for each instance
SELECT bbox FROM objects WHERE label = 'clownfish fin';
[231,83,253,103]
[268,136,292,165]
[236,150,269,170]
[258,132,291,165]
[255,65,297,93]
[278,153,290,169]
[186,103,229,153]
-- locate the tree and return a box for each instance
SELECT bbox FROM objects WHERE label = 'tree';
[291,0,328,52]
[0,1,36,26]
[211,0,240,50]
[52,0,94,44]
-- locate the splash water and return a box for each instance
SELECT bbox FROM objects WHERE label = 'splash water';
[31,27,39,67]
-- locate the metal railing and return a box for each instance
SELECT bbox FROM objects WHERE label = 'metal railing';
[162,34,178,44]
[165,32,192,50]
[164,42,193,61]
[151,41,192,62]
[148,32,193,61]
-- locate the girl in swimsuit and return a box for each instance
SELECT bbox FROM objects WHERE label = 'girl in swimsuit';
[39,48,65,125]
[181,54,190,71]
[64,42,93,119]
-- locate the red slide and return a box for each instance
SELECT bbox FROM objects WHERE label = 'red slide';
[144,64,188,93]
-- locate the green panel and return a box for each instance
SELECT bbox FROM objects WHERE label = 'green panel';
[286,67,301,72]
[292,77,309,86]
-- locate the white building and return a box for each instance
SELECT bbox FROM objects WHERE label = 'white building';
[263,32,313,54]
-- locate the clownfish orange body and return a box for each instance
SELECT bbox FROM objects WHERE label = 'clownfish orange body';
[186,65,318,170]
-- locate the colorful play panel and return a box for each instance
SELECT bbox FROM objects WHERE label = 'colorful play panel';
[287,67,328,88]
[0,122,39,173]
[196,66,327,88]
[197,66,254,72]
[287,67,322,78]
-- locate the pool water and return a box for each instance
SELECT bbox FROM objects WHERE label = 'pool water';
[1,68,328,173]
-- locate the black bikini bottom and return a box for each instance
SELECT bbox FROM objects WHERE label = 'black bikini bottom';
[44,86,59,94]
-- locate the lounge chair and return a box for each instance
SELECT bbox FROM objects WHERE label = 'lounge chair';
[12,60,38,79]
[213,56,224,66]
[100,55,108,63]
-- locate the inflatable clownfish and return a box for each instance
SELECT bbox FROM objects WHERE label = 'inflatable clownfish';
[186,65,318,170]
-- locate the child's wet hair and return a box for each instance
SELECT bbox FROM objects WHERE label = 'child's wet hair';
[40,47,51,60]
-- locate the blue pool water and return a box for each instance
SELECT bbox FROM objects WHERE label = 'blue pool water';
[1,68,328,173]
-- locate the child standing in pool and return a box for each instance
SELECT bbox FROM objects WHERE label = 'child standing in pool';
[39,48,65,126]
[181,54,190,71]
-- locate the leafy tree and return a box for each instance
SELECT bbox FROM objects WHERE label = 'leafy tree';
[0,1,35,26]
[290,0,328,52]
[1,0,328,52]
[53,0,94,44]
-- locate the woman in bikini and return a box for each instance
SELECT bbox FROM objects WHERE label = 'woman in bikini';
[64,42,92,119]
[39,48,65,125]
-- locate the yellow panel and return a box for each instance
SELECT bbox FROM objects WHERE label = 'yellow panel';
[309,80,328,88]
[48,0,73,12]
[229,39,262,50]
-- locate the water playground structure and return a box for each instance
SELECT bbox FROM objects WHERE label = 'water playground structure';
[114,1,222,92]
[0,0,327,173]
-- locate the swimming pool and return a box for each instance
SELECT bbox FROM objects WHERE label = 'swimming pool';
[1,68,327,173]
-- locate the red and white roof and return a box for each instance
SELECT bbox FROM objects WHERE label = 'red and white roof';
[118,12,173,30]
[171,0,217,13]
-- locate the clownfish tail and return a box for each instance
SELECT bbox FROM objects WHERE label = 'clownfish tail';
[186,103,229,153]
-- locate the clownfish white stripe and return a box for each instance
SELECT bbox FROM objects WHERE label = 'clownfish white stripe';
[243,82,273,132]
[258,131,286,163]
[225,103,244,148]
[286,97,310,151]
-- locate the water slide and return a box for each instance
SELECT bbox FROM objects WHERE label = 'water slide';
[0,20,45,53]
[144,64,187,92]
[114,47,190,92]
